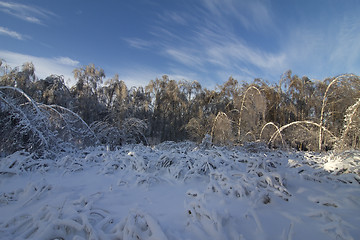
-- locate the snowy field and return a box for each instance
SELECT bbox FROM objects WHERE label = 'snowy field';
[0,142,359,240]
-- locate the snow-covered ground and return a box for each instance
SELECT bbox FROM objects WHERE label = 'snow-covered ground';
[0,142,359,240]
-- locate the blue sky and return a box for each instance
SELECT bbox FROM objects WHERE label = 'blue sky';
[0,0,359,88]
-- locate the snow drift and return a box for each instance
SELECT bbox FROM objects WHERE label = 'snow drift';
[0,142,359,239]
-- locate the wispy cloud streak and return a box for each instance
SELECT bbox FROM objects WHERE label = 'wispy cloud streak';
[151,0,285,81]
[165,48,204,69]
[201,0,274,32]
[0,1,56,25]
[0,26,24,40]
[123,0,360,83]
[123,38,153,50]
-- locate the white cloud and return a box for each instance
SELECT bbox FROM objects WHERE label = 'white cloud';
[201,0,275,32]
[123,38,153,50]
[54,57,80,67]
[0,50,79,86]
[0,26,24,40]
[0,1,56,25]
[205,40,286,72]
[165,48,204,69]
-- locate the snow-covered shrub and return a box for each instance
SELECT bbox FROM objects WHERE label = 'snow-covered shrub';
[0,87,53,156]
[323,150,360,176]
[111,210,168,240]
[185,191,240,240]
[122,118,148,145]
[200,134,213,149]
[0,87,97,157]
[90,121,123,149]
[40,104,98,149]
[337,97,360,150]
[90,118,148,149]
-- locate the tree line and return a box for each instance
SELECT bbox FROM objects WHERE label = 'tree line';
[1,60,359,153]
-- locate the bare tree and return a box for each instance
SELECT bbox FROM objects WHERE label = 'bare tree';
[318,74,360,150]
[211,112,234,145]
[71,64,107,123]
[237,85,266,142]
